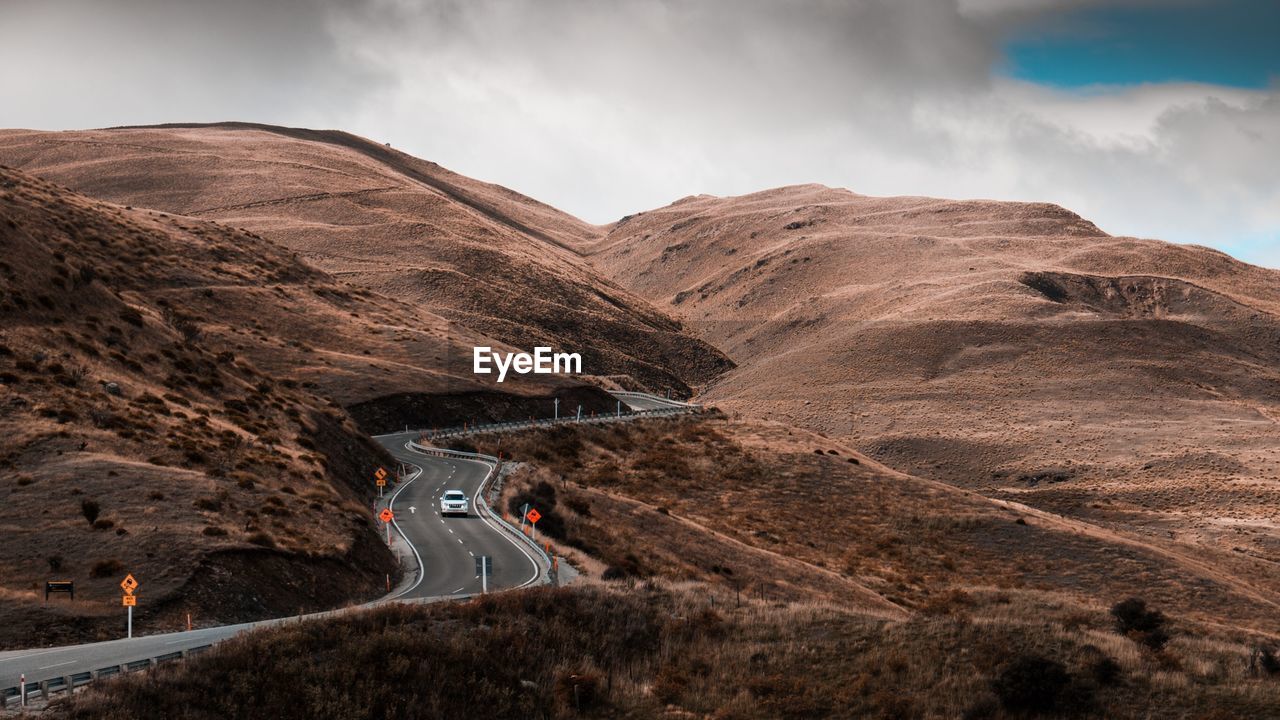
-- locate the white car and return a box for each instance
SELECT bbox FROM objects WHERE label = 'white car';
[440,490,469,517]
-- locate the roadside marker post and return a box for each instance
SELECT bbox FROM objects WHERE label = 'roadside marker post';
[576,405,582,421]
[475,556,492,594]
[120,573,139,639]
[379,508,394,545]
[554,397,560,420]
[526,508,542,542]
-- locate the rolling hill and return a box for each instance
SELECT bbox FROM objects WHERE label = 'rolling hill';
[580,184,1280,567]
[0,124,732,397]
[0,165,427,646]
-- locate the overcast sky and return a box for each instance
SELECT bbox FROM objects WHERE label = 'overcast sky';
[2,0,1277,266]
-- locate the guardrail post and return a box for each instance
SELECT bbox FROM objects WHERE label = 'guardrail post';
[39,679,49,701]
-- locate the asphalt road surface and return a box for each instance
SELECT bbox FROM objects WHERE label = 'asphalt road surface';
[374,433,542,599]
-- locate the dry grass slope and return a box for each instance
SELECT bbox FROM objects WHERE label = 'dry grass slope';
[0,124,733,395]
[465,416,1280,634]
[0,166,407,647]
[48,583,1280,719]
[581,185,1280,589]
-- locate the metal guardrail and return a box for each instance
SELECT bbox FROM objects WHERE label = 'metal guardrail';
[609,391,700,408]
[2,644,214,707]
[420,404,699,441]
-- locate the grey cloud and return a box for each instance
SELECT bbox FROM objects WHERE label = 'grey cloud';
[1,0,387,129]
[0,0,1275,266]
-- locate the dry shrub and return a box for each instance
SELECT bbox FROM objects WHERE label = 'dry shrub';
[89,558,124,578]
[553,670,603,714]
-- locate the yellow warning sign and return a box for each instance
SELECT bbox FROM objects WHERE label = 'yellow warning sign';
[122,595,137,607]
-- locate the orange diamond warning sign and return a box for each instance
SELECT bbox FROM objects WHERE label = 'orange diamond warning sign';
[379,508,394,523]
[120,574,138,593]
[374,467,387,480]
[526,508,542,524]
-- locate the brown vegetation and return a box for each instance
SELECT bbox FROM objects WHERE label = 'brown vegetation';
[578,184,1280,588]
[48,582,1280,719]
[0,166,401,647]
[463,416,1280,634]
[0,124,732,396]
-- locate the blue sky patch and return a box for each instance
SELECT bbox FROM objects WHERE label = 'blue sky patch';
[1003,0,1280,89]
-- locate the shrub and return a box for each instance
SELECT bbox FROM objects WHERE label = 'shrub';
[193,497,223,512]
[508,485,568,540]
[1111,598,1170,650]
[119,307,144,327]
[80,499,101,525]
[93,518,115,530]
[202,526,228,537]
[47,555,64,572]
[1090,656,1122,686]
[553,670,602,714]
[652,665,689,704]
[1251,646,1280,677]
[89,558,124,578]
[991,654,1070,714]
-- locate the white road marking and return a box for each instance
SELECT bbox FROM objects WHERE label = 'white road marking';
[384,456,427,600]
[39,660,75,670]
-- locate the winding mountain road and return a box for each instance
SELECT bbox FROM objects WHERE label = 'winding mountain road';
[374,434,542,599]
[1,392,694,706]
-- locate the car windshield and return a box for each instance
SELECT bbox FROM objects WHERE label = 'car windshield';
[444,492,465,500]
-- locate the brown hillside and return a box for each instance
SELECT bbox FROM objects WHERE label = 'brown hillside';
[583,185,1280,568]
[0,124,732,395]
[50,583,1280,720]
[463,416,1280,633]
[0,166,434,647]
